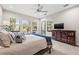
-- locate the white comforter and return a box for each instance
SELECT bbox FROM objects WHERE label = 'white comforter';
[0,35,47,55]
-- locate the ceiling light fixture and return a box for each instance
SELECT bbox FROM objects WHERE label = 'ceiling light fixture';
[34,4,48,18]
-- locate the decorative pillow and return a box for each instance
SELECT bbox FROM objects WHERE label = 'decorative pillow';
[9,32,15,40]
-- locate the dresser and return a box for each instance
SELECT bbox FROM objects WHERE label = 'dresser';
[52,30,76,46]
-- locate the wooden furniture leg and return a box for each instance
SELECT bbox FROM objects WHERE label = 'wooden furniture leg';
[47,45,52,54]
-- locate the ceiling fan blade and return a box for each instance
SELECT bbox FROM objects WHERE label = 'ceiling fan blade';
[41,11,48,12]
[38,4,40,7]
[38,4,43,10]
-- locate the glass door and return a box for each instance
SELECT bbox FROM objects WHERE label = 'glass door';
[41,21,46,35]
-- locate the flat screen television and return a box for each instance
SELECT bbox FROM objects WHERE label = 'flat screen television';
[54,23,64,29]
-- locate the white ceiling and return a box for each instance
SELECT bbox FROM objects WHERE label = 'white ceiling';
[1,4,77,19]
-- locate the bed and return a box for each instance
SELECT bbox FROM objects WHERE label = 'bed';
[0,27,52,55]
[0,34,52,55]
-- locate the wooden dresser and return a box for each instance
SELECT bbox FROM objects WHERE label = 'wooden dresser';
[52,30,76,46]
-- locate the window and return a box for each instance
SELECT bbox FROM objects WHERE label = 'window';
[10,18,31,33]
[10,18,16,31]
[20,20,31,33]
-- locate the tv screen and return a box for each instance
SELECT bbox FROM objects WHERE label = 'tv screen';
[54,23,64,29]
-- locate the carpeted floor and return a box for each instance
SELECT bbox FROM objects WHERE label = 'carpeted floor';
[44,49,65,55]
[51,39,79,55]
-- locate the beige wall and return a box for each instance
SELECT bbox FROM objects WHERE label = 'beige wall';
[0,5,2,26]
[45,5,79,45]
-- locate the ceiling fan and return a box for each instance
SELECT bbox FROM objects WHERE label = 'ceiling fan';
[36,4,48,15]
